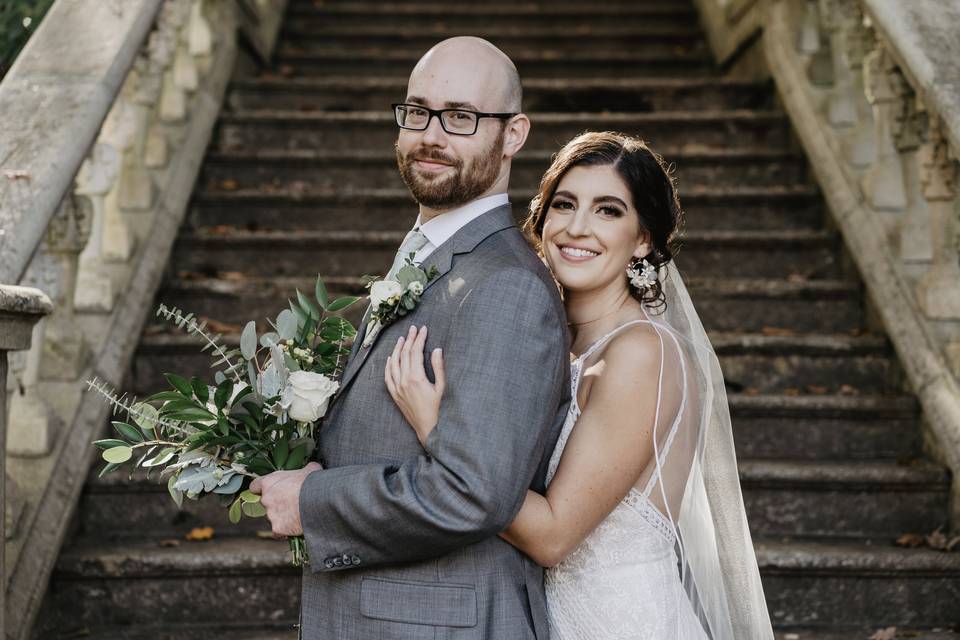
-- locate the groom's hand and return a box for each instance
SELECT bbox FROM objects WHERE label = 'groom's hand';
[248,461,323,537]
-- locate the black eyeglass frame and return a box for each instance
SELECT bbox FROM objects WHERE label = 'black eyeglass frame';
[391,103,519,136]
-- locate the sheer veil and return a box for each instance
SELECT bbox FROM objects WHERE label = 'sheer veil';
[639,261,773,640]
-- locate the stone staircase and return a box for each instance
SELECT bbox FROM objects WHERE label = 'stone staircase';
[34,0,960,638]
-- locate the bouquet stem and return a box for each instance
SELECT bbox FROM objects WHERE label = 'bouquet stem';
[289,535,308,566]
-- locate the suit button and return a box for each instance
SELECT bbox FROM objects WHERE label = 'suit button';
[333,557,343,567]
[351,554,361,565]
[324,558,334,569]
[341,553,352,565]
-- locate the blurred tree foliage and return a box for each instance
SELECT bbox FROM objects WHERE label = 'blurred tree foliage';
[1,0,56,78]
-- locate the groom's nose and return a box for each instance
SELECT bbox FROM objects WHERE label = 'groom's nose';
[420,113,449,148]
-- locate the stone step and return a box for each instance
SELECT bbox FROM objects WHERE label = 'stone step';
[155,275,860,335]
[741,460,949,538]
[712,332,893,393]
[757,538,960,629]
[214,109,790,152]
[168,228,841,282]
[128,331,890,396]
[189,185,823,233]
[201,147,810,193]
[47,624,299,640]
[729,394,920,460]
[44,538,299,630]
[284,3,701,30]
[77,456,946,540]
[227,76,776,112]
[271,47,713,78]
[45,535,960,631]
[277,25,707,58]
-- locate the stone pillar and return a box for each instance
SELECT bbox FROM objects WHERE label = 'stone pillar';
[0,285,53,636]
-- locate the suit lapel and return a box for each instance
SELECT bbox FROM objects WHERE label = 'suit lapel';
[334,204,517,397]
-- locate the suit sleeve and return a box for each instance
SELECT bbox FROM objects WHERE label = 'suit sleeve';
[299,267,567,572]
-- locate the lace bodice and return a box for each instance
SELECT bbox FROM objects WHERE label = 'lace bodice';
[543,321,709,640]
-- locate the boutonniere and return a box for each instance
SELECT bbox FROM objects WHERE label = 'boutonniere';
[362,253,439,348]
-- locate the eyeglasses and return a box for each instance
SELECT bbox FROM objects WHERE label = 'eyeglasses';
[392,103,518,136]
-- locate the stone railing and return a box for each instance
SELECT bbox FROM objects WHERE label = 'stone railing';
[693,0,764,67]
[0,0,285,637]
[700,0,960,523]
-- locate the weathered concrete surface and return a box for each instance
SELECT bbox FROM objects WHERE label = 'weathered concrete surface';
[0,286,52,349]
[0,0,162,284]
[865,0,960,153]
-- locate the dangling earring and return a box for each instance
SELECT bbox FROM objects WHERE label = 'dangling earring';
[626,257,658,292]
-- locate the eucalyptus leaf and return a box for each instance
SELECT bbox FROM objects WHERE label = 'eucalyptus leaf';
[276,309,299,340]
[130,402,159,434]
[228,497,243,524]
[168,474,184,509]
[102,446,133,464]
[241,501,267,518]
[240,490,261,503]
[214,370,226,385]
[212,472,244,495]
[99,462,121,478]
[260,332,280,349]
[240,321,258,360]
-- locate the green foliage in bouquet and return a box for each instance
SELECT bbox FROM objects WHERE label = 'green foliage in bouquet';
[87,276,359,565]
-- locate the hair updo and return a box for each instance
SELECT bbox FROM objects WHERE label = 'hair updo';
[523,131,684,310]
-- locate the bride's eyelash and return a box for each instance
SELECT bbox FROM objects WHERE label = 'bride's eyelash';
[599,206,623,217]
[550,199,575,210]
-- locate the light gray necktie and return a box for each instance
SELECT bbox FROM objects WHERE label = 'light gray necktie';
[385,228,430,281]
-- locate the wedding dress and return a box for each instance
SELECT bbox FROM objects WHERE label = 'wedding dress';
[543,264,774,640]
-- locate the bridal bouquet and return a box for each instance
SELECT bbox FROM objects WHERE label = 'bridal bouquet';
[87,277,359,565]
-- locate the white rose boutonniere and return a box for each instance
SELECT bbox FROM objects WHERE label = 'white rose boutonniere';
[362,253,439,348]
[281,371,340,422]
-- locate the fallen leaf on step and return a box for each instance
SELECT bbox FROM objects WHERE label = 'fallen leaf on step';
[279,65,295,77]
[868,627,897,640]
[838,384,860,396]
[761,326,796,337]
[947,536,960,552]
[219,178,238,191]
[158,538,181,548]
[199,317,241,334]
[926,527,951,551]
[784,388,801,397]
[743,387,761,396]
[787,273,808,283]
[185,526,215,542]
[805,385,829,395]
[894,533,925,548]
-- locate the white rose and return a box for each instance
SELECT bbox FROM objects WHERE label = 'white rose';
[407,281,424,295]
[370,279,403,307]
[281,371,339,423]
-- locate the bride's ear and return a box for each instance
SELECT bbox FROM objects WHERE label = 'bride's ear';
[633,230,652,260]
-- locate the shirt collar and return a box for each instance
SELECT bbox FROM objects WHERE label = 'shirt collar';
[416,193,510,249]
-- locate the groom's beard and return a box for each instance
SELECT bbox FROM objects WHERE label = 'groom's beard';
[396,128,505,210]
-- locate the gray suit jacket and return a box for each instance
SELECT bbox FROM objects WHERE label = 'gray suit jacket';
[298,204,570,640]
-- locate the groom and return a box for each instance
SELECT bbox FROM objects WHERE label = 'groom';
[250,37,570,639]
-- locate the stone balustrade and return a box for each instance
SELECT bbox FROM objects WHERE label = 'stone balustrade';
[0,1,284,636]
[703,0,960,523]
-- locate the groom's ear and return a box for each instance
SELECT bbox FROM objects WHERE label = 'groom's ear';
[502,114,531,160]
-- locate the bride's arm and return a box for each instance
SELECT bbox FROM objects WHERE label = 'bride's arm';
[501,328,665,567]
[386,324,665,568]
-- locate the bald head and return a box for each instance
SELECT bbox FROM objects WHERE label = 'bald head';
[408,37,522,113]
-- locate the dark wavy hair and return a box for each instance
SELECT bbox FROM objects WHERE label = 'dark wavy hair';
[523,131,684,310]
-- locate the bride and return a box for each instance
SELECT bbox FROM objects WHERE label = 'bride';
[383,131,774,640]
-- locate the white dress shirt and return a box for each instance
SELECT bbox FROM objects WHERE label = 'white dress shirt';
[411,193,510,263]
